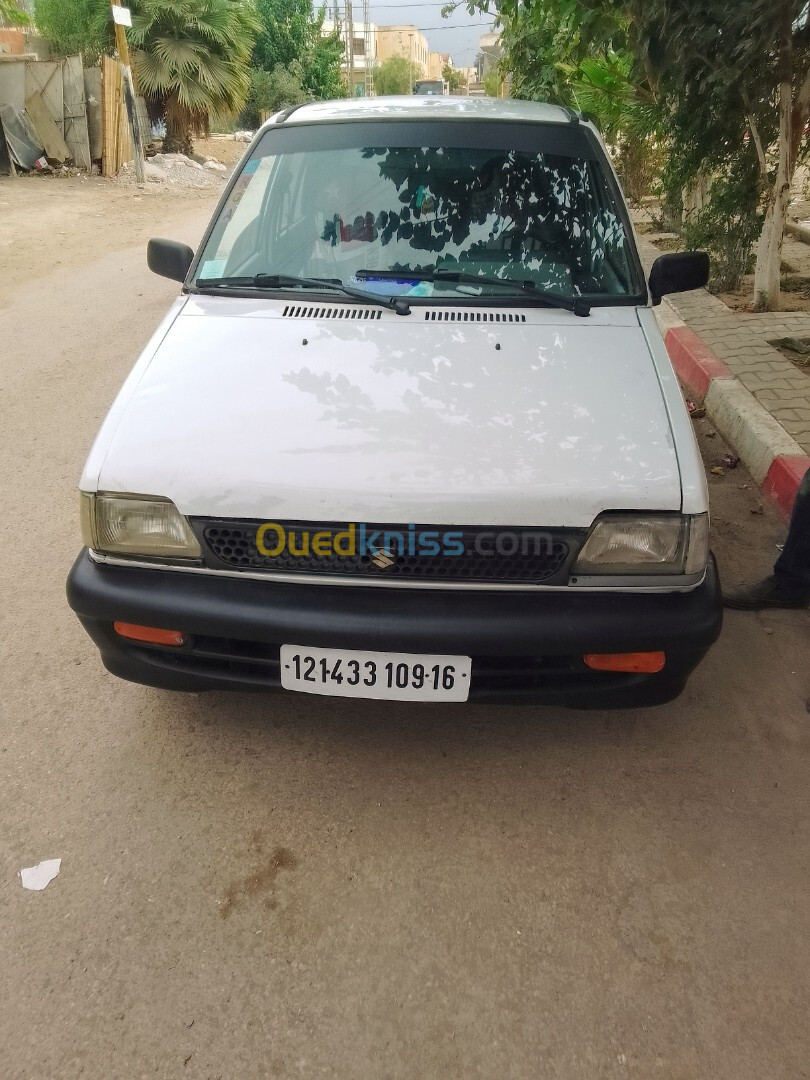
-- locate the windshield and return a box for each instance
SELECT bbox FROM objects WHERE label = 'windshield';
[196,120,639,303]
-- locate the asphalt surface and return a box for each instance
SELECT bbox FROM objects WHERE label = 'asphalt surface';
[1,192,808,1080]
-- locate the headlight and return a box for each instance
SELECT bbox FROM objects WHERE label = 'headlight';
[573,513,709,576]
[81,493,201,560]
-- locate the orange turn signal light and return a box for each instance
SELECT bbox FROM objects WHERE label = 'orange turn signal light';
[114,622,187,647]
[583,651,665,673]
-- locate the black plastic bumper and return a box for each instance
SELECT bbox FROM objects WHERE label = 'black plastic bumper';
[67,551,723,707]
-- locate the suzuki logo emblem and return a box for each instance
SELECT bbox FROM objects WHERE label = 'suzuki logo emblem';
[370,548,395,569]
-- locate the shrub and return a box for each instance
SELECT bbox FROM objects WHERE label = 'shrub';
[681,164,761,293]
[614,134,665,207]
[33,0,110,61]
[241,64,311,128]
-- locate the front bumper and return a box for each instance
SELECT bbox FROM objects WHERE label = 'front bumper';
[67,551,723,708]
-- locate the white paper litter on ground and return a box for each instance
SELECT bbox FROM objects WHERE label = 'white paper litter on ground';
[20,858,61,891]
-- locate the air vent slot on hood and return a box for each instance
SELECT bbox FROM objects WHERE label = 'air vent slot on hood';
[424,310,526,323]
[282,304,382,320]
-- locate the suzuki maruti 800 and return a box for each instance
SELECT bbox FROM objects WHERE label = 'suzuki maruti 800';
[68,97,721,706]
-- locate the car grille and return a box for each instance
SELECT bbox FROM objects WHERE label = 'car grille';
[193,519,583,585]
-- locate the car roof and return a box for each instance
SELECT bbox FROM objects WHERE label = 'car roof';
[261,96,589,131]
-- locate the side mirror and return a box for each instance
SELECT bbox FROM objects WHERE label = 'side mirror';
[648,251,709,304]
[147,238,195,283]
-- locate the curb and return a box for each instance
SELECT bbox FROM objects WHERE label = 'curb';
[665,326,734,398]
[663,325,810,519]
[786,219,810,245]
[763,455,810,520]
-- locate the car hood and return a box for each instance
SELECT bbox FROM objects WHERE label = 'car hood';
[88,296,681,528]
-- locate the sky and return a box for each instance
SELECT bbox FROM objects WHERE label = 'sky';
[331,1,497,68]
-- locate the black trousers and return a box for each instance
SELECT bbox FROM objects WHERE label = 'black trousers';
[774,465,810,596]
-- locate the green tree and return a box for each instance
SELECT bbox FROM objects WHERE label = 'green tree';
[568,50,656,140]
[253,0,311,70]
[464,1,660,137]
[130,0,261,153]
[373,55,421,96]
[483,70,502,97]
[466,0,627,105]
[454,1,663,194]
[457,0,810,309]
[566,47,664,208]
[681,159,762,292]
[32,0,111,60]
[442,64,465,92]
[639,0,810,309]
[243,62,311,126]
[253,0,344,101]
[307,28,344,100]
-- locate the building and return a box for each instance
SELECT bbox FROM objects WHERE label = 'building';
[321,20,430,96]
[375,26,429,81]
[478,30,501,78]
[477,29,508,95]
[322,18,379,97]
[428,52,451,82]
[455,66,478,94]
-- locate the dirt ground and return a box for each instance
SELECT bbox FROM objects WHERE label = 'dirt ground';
[635,205,810,314]
[0,137,249,297]
[1,176,809,1080]
[195,134,251,168]
[714,233,810,314]
[0,174,229,302]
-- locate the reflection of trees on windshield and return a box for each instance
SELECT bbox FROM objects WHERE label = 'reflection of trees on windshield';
[319,148,629,294]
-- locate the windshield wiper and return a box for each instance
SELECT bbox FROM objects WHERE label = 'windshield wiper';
[355,268,590,317]
[193,273,411,316]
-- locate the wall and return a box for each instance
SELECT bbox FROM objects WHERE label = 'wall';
[0,57,25,111]
[376,26,429,79]
[321,18,379,96]
[428,52,443,81]
[0,28,26,54]
[0,28,51,58]
[479,32,501,78]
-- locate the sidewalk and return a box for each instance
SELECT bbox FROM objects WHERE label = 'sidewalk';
[662,289,810,452]
[635,234,810,515]
[637,234,810,453]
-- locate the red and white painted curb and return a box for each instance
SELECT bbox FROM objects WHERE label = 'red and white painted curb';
[663,324,810,520]
[762,454,810,520]
[665,326,735,399]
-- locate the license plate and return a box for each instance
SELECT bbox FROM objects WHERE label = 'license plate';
[279,645,471,702]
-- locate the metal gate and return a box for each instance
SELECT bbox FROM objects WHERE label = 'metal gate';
[24,60,64,137]
[1,56,97,169]
[62,55,91,170]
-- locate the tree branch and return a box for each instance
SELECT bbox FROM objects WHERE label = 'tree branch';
[797,63,810,117]
[790,62,810,170]
[742,90,769,184]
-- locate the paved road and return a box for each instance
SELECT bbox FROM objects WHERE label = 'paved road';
[1,197,808,1080]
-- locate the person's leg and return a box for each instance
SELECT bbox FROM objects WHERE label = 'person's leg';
[773,465,810,595]
[724,464,810,609]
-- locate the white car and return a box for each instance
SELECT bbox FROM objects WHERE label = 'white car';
[68,97,721,707]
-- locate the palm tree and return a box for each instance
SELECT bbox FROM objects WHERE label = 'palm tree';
[130,0,261,153]
[0,0,30,25]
